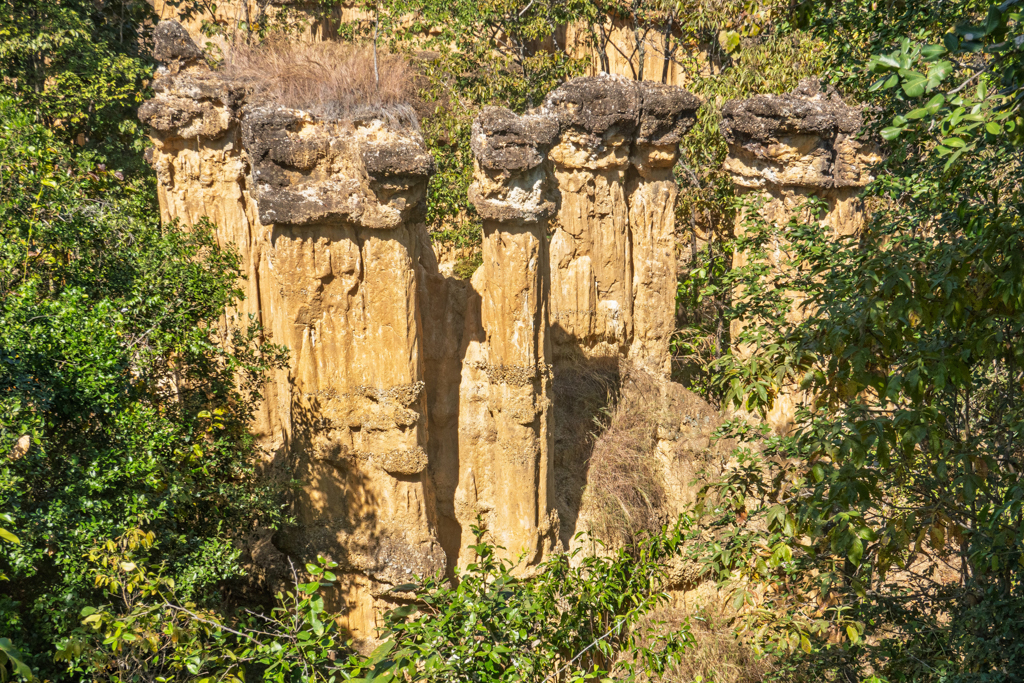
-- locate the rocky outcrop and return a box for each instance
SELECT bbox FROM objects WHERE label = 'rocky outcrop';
[457,106,561,567]
[721,78,881,236]
[542,77,700,373]
[721,79,882,432]
[142,23,443,638]
[143,22,711,638]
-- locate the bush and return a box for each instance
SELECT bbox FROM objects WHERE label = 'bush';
[55,523,696,682]
[0,98,288,678]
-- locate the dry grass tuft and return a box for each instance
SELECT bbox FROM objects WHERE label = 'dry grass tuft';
[222,36,419,127]
[581,365,667,546]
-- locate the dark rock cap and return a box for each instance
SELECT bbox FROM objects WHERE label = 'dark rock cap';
[720,78,863,144]
[542,75,701,145]
[637,82,701,145]
[361,138,435,178]
[241,105,433,226]
[544,74,642,136]
[471,106,559,172]
[153,21,204,65]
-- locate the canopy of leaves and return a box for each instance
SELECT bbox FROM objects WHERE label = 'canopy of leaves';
[0,99,287,678]
[696,1,1024,679]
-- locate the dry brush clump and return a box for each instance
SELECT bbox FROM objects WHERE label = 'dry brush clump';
[652,609,775,683]
[580,365,668,546]
[222,36,419,127]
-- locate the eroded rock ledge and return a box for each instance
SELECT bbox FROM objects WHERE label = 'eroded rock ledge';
[141,21,717,639]
[720,79,882,433]
[720,78,881,210]
[470,75,701,369]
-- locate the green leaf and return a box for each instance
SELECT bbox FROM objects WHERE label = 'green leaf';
[846,625,860,644]
[847,536,864,566]
[986,121,1004,135]
[718,30,740,54]
[920,43,948,61]
[875,53,901,70]
[391,583,418,592]
[943,137,966,148]
[389,604,418,618]
[901,70,928,97]
[0,638,32,680]
[926,93,946,111]
[0,528,19,545]
[880,126,905,141]
[926,61,953,88]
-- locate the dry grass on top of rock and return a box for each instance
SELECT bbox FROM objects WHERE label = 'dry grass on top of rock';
[222,36,419,127]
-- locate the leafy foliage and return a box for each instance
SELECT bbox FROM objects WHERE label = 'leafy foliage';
[0,0,156,154]
[693,1,1024,679]
[0,100,288,678]
[56,533,354,682]
[53,525,693,682]
[379,523,694,683]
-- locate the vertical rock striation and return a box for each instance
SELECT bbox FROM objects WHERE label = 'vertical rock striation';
[543,76,699,373]
[457,108,560,566]
[464,75,700,557]
[720,79,882,432]
[141,23,443,638]
[142,21,711,634]
[721,78,881,236]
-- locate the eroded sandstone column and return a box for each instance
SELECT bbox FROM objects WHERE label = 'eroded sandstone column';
[140,22,443,638]
[543,75,699,373]
[457,108,560,566]
[720,79,882,432]
[462,77,701,559]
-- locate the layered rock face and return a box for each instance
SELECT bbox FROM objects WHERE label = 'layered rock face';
[142,23,707,637]
[541,77,700,372]
[141,25,444,636]
[721,78,880,236]
[457,108,560,566]
[721,79,882,432]
[463,75,700,556]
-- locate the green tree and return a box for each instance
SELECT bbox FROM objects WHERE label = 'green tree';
[0,0,157,156]
[0,99,288,678]
[695,1,1024,679]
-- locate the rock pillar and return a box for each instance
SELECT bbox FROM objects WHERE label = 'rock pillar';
[140,26,443,638]
[720,79,882,432]
[543,76,699,374]
[463,76,701,558]
[456,109,560,566]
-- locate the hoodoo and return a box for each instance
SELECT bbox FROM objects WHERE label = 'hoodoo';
[141,23,444,635]
[140,22,706,637]
[720,79,882,433]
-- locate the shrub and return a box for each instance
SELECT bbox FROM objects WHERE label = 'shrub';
[0,97,288,678]
[56,523,696,683]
